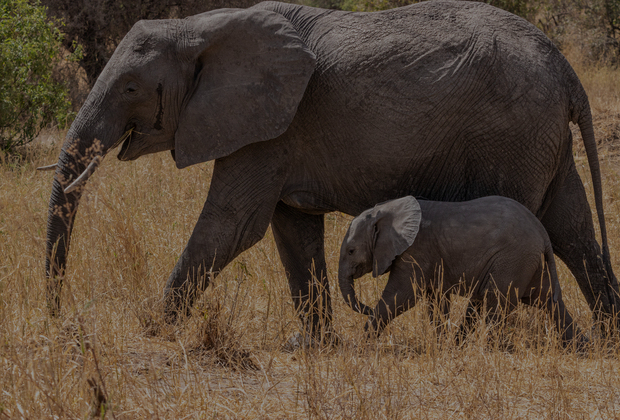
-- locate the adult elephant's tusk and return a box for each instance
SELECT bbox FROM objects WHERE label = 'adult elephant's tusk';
[37,163,58,171]
[64,155,102,194]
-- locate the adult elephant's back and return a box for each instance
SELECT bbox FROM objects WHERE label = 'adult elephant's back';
[262,0,574,210]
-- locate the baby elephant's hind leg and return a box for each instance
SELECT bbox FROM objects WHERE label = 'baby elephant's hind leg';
[522,288,577,345]
[546,292,577,344]
[522,253,580,346]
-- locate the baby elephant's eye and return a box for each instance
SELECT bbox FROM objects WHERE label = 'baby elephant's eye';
[348,249,355,255]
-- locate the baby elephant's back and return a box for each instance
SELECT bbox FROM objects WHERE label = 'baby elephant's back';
[416,196,550,295]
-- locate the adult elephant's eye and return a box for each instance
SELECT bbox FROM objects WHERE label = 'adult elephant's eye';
[348,249,355,255]
[125,81,139,94]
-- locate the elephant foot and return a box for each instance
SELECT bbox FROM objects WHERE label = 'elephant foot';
[46,277,64,317]
[592,310,620,339]
[282,332,315,352]
[282,331,340,353]
[136,296,179,340]
[572,334,591,355]
[162,286,198,326]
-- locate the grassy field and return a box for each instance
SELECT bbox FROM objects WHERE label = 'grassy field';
[3,57,620,419]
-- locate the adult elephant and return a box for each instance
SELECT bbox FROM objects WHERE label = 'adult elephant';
[44,0,619,338]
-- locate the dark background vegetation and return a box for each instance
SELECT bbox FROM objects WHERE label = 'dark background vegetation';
[41,0,620,105]
[40,0,262,90]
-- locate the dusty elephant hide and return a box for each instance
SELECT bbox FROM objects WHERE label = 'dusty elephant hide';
[43,0,618,339]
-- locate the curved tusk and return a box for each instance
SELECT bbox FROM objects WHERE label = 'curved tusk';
[37,163,58,171]
[64,155,102,194]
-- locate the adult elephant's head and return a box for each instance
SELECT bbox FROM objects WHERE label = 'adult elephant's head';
[44,8,316,314]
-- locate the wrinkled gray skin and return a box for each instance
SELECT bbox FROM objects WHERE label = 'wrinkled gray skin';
[338,196,578,343]
[45,0,618,339]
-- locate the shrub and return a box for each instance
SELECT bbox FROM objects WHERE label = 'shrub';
[0,0,76,152]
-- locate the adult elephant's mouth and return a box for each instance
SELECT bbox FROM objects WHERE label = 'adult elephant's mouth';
[116,129,174,161]
[118,136,132,160]
[107,125,137,161]
[117,130,141,161]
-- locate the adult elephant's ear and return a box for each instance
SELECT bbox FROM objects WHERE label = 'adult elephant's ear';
[371,196,422,278]
[174,9,316,168]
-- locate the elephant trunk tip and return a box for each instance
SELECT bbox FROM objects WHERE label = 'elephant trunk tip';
[339,275,374,316]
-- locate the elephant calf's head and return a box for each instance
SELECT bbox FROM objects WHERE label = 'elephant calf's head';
[338,196,423,315]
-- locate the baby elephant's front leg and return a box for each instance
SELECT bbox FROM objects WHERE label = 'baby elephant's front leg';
[365,277,417,338]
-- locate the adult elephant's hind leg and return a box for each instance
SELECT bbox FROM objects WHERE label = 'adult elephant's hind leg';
[541,164,620,322]
[271,202,333,344]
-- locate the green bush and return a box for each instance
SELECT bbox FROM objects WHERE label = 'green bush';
[0,0,77,152]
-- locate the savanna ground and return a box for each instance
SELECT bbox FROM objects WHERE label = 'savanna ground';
[4,51,620,419]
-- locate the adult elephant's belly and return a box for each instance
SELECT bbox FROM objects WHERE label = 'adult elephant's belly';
[280,191,336,215]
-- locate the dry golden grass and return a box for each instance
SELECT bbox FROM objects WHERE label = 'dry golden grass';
[3,62,620,419]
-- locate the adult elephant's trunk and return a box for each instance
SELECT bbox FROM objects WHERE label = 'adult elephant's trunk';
[338,274,374,316]
[44,83,124,315]
[45,145,87,315]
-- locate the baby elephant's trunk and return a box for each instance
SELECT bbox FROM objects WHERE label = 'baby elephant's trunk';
[338,275,374,316]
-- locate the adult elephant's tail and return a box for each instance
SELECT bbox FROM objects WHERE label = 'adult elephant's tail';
[578,109,610,261]
[574,89,619,311]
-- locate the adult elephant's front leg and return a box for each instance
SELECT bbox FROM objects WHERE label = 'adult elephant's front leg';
[271,202,333,344]
[163,145,286,322]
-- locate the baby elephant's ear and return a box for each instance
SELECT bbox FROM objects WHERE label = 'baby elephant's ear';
[372,196,422,277]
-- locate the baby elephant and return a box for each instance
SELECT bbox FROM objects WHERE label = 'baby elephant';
[338,196,578,344]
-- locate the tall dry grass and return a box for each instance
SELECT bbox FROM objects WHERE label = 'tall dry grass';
[2,61,620,419]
